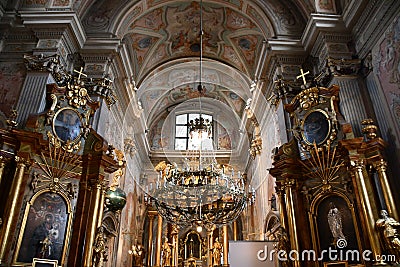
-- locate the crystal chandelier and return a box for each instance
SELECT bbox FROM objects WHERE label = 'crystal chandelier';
[145,0,248,227]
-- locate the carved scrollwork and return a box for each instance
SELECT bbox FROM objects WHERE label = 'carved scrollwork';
[24,54,118,109]
[327,57,361,76]
[245,98,263,159]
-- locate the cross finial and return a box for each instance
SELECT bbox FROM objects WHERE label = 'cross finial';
[296,68,310,86]
[73,67,87,80]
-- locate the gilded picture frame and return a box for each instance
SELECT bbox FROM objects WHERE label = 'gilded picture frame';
[301,109,331,145]
[52,107,83,143]
[13,189,73,266]
[323,261,348,267]
[32,258,58,267]
[309,193,364,265]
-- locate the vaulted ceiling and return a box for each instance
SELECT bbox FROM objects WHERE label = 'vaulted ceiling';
[78,0,341,127]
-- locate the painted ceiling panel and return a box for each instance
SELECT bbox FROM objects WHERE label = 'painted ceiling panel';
[80,0,308,125]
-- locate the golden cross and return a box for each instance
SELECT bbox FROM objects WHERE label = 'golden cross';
[296,68,309,85]
[73,67,87,80]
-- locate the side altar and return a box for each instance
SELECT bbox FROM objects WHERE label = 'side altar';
[269,70,399,267]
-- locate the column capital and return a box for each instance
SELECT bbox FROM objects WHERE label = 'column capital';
[372,159,387,171]
[350,159,365,170]
[171,224,179,234]
[283,178,296,188]
[87,177,106,190]
[14,156,31,167]
[148,210,158,219]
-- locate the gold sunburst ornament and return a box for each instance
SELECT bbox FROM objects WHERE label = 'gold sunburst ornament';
[33,136,81,198]
[299,142,344,193]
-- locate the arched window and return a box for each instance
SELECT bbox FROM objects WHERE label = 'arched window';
[175,113,213,150]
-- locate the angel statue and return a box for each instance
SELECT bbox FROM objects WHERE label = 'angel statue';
[327,202,346,245]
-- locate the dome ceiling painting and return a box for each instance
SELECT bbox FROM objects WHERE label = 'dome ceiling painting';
[82,0,309,123]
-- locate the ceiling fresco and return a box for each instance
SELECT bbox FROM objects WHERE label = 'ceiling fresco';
[125,1,265,80]
[137,59,250,123]
[141,83,245,121]
[81,0,309,126]
[82,0,307,82]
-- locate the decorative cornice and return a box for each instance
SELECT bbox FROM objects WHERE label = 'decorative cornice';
[266,39,304,54]
[302,13,346,53]
[81,38,121,52]
[19,11,86,49]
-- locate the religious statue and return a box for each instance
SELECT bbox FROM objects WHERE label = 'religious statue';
[212,237,222,266]
[93,226,108,267]
[162,237,172,267]
[274,227,291,267]
[244,98,254,119]
[376,210,400,262]
[327,202,346,245]
[131,244,145,267]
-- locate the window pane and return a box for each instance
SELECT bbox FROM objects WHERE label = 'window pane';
[203,114,212,121]
[175,113,213,151]
[176,126,187,137]
[176,114,187,124]
[175,139,187,150]
[188,113,199,122]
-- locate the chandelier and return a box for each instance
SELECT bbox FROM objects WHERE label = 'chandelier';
[145,0,248,227]
[147,154,247,227]
[188,113,212,139]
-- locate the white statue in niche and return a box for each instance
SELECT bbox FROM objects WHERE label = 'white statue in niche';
[327,202,346,245]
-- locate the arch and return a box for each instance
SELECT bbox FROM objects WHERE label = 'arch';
[309,192,363,262]
[138,58,251,126]
[183,230,203,259]
[264,210,281,241]
[81,0,308,38]
[14,189,73,266]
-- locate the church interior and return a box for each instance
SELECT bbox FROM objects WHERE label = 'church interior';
[0,0,399,266]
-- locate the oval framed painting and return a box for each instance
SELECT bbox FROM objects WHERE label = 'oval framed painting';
[52,107,82,142]
[301,110,331,145]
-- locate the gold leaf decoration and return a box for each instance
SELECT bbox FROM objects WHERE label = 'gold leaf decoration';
[299,142,344,193]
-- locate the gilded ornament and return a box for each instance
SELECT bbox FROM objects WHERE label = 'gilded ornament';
[299,143,344,195]
[376,210,400,263]
[361,118,378,140]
